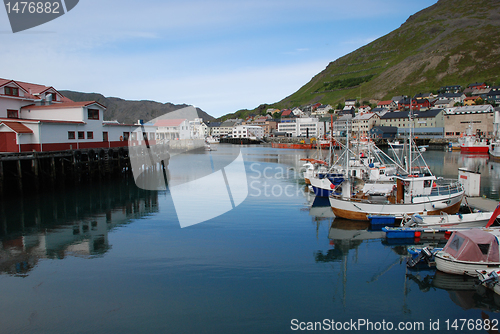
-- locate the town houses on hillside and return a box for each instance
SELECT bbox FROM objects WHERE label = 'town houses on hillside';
[211,80,499,141]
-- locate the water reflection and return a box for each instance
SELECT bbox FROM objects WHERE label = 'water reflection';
[407,270,500,313]
[0,179,158,277]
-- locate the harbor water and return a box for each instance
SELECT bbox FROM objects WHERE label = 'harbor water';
[0,145,499,333]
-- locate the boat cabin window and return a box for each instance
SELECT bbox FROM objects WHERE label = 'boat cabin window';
[478,244,490,255]
[424,180,432,188]
[380,169,385,175]
[448,235,464,252]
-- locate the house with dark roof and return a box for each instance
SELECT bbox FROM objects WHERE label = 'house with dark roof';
[439,85,462,94]
[370,126,397,139]
[487,86,500,104]
[437,92,466,104]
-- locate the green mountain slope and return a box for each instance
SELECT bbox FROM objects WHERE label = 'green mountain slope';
[60,90,215,124]
[239,0,500,116]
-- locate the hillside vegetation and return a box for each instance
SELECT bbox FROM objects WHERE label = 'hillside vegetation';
[223,0,500,120]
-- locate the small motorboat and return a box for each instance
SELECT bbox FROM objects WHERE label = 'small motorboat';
[434,228,500,277]
[403,211,497,229]
[477,269,500,295]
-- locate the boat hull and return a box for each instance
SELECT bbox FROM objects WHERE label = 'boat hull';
[435,252,500,277]
[460,145,489,153]
[330,193,463,221]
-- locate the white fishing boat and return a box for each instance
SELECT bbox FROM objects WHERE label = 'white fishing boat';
[388,140,404,149]
[205,136,219,144]
[434,228,500,277]
[403,211,497,229]
[329,113,465,221]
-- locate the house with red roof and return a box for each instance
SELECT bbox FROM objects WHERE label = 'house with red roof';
[377,100,397,110]
[0,78,143,152]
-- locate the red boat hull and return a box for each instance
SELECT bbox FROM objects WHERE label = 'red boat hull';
[460,145,489,153]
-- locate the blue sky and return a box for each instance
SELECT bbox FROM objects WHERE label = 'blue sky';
[1,0,438,118]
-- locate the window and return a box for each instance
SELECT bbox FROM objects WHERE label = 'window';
[103,132,108,141]
[87,109,99,120]
[7,109,18,118]
[87,131,93,139]
[4,86,19,96]
[123,132,130,141]
[78,131,85,139]
[68,131,75,139]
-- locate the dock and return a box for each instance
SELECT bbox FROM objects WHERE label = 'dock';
[463,196,499,212]
[0,148,133,195]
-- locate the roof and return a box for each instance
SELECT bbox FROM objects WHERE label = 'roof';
[447,105,494,114]
[380,109,443,119]
[464,96,482,101]
[21,101,106,110]
[0,78,73,102]
[377,100,393,105]
[370,126,398,133]
[0,118,85,125]
[0,121,33,133]
[281,109,292,116]
[353,112,378,121]
[155,119,187,127]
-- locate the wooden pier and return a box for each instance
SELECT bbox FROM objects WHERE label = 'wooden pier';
[0,148,132,195]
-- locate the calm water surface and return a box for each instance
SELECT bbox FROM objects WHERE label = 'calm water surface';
[0,145,499,333]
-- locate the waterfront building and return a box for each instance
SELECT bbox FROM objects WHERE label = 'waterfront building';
[370,126,397,139]
[155,119,191,140]
[352,112,379,138]
[0,78,147,152]
[277,117,323,137]
[243,117,277,137]
[232,125,264,139]
[332,114,352,136]
[444,105,495,138]
[379,109,445,138]
[189,118,208,139]
[218,119,242,137]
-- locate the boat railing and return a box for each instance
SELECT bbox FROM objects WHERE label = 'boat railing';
[428,180,464,196]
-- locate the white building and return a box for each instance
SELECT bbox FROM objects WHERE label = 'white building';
[277,118,323,137]
[0,78,146,152]
[189,118,208,139]
[155,119,191,140]
[232,125,264,139]
[312,104,332,116]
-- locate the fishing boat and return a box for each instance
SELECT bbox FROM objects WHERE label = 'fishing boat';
[459,123,489,154]
[329,113,465,221]
[388,140,404,149]
[434,228,500,277]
